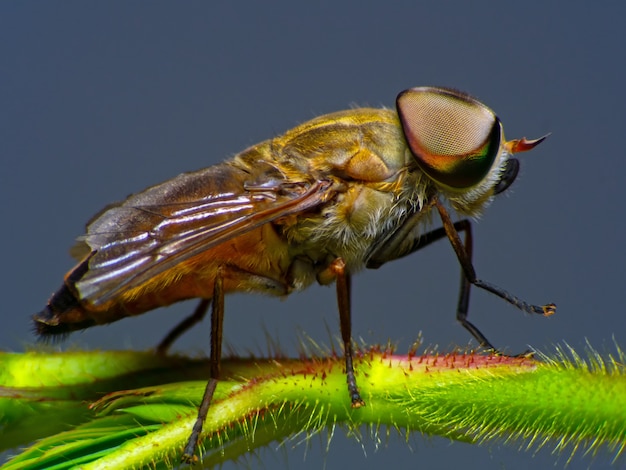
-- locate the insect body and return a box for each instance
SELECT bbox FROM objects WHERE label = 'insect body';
[33,87,555,461]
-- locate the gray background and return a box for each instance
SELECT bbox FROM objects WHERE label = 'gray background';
[2,2,625,469]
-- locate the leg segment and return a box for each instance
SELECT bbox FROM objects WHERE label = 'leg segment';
[330,258,365,407]
[156,298,211,355]
[433,199,556,349]
[366,196,555,351]
[182,268,225,463]
[379,218,499,349]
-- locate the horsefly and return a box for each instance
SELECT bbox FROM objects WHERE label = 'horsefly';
[33,86,555,461]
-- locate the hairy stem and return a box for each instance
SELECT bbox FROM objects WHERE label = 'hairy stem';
[1,345,625,469]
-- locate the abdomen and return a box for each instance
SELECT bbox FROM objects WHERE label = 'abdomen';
[33,223,294,338]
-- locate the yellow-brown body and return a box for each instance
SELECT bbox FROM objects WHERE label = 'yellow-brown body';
[33,88,544,342]
[36,109,421,332]
[33,86,553,461]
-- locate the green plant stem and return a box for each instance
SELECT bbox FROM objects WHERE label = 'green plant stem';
[1,346,625,469]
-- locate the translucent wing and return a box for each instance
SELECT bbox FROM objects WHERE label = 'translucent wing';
[73,163,334,305]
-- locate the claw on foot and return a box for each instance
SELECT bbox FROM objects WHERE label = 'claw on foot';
[543,303,557,316]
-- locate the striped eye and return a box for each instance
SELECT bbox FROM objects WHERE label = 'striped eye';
[397,87,502,189]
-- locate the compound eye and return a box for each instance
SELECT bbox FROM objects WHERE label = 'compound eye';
[397,87,502,189]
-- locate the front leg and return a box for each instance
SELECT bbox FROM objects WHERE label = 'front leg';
[433,198,556,321]
[366,197,555,351]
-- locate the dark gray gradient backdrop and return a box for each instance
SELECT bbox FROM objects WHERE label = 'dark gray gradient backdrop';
[2,2,625,469]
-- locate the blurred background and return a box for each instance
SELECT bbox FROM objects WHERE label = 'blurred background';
[1,2,624,469]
